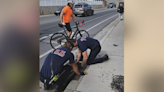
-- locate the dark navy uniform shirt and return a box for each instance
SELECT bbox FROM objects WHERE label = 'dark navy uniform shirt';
[40,47,75,78]
[77,37,100,52]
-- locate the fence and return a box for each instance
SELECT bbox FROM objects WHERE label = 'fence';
[40,0,103,6]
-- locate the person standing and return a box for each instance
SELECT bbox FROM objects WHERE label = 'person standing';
[60,0,77,38]
[118,3,124,20]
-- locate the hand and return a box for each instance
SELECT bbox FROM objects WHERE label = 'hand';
[75,22,78,25]
[62,22,66,25]
[80,72,88,76]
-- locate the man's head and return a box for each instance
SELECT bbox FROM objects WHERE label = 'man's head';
[62,39,77,51]
[120,3,123,6]
[69,39,78,47]
[67,0,74,8]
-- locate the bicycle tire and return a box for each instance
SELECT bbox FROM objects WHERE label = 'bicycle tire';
[50,33,67,49]
[75,30,90,40]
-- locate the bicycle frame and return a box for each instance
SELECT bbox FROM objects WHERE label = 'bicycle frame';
[62,23,83,39]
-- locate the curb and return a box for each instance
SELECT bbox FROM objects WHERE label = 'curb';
[39,16,120,92]
[64,17,120,92]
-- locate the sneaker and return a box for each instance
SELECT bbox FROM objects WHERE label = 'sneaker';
[102,54,109,61]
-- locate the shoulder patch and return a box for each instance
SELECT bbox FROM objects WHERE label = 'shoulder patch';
[80,37,86,42]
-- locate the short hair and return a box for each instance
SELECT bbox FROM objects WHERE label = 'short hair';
[69,39,76,43]
[62,42,72,50]
[62,39,76,50]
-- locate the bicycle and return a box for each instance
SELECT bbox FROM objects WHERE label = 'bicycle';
[50,21,90,49]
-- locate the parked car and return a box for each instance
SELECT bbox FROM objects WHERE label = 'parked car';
[117,2,124,12]
[54,7,64,16]
[73,2,94,17]
[107,2,116,8]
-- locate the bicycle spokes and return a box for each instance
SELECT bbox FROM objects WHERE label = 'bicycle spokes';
[50,33,67,49]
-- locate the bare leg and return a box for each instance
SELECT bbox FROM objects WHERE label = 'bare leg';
[67,31,72,38]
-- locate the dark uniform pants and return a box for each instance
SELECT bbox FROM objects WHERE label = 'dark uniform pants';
[80,45,104,65]
[40,65,72,86]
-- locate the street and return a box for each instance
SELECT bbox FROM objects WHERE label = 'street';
[39,6,124,92]
[39,8,119,70]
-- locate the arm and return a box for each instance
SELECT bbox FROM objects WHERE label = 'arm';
[71,62,80,75]
[76,48,81,62]
[71,14,76,22]
[81,51,88,67]
[60,11,65,23]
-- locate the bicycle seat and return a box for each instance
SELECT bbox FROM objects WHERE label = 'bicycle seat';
[58,23,64,28]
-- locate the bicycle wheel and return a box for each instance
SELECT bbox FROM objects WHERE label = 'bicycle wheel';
[50,33,67,49]
[75,30,90,40]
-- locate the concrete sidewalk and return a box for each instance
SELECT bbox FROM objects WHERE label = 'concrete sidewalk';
[39,15,124,92]
[64,18,124,92]
[76,20,124,92]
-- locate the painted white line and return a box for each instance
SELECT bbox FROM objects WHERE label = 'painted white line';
[39,36,48,40]
[40,12,117,41]
[39,8,115,18]
[86,14,118,32]
[40,45,60,58]
[100,26,114,45]
[49,34,53,37]
[40,14,119,59]
[40,14,54,17]
[39,9,116,24]
[94,8,116,14]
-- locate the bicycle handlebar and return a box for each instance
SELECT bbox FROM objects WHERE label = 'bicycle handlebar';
[58,20,84,28]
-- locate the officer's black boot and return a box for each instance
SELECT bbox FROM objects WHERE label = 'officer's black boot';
[102,54,109,61]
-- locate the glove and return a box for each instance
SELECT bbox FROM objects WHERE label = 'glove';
[62,22,66,25]
[75,22,78,25]
[80,72,88,76]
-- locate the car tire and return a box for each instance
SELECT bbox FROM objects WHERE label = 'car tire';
[91,11,94,15]
[83,12,87,17]
[75,14,77,17]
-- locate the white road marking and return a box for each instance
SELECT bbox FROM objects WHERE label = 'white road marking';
[39,36,48,40]
[39,14,119,58]
[39,8,116,24]
[40,12,117,41]
[100,26,114,45]
[39,8,116,18]
[94,8,116,14]
[86,14,118,32]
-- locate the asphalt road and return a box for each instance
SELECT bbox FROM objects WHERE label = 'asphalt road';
[39,8,119,70]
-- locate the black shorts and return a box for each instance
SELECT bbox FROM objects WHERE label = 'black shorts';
[65,23,72,32]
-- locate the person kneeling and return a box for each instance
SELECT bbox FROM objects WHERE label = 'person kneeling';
[40,40,86,90]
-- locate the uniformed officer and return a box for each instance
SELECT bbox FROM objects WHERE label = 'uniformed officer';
[72,37,109,67]
[40,41,86,90]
